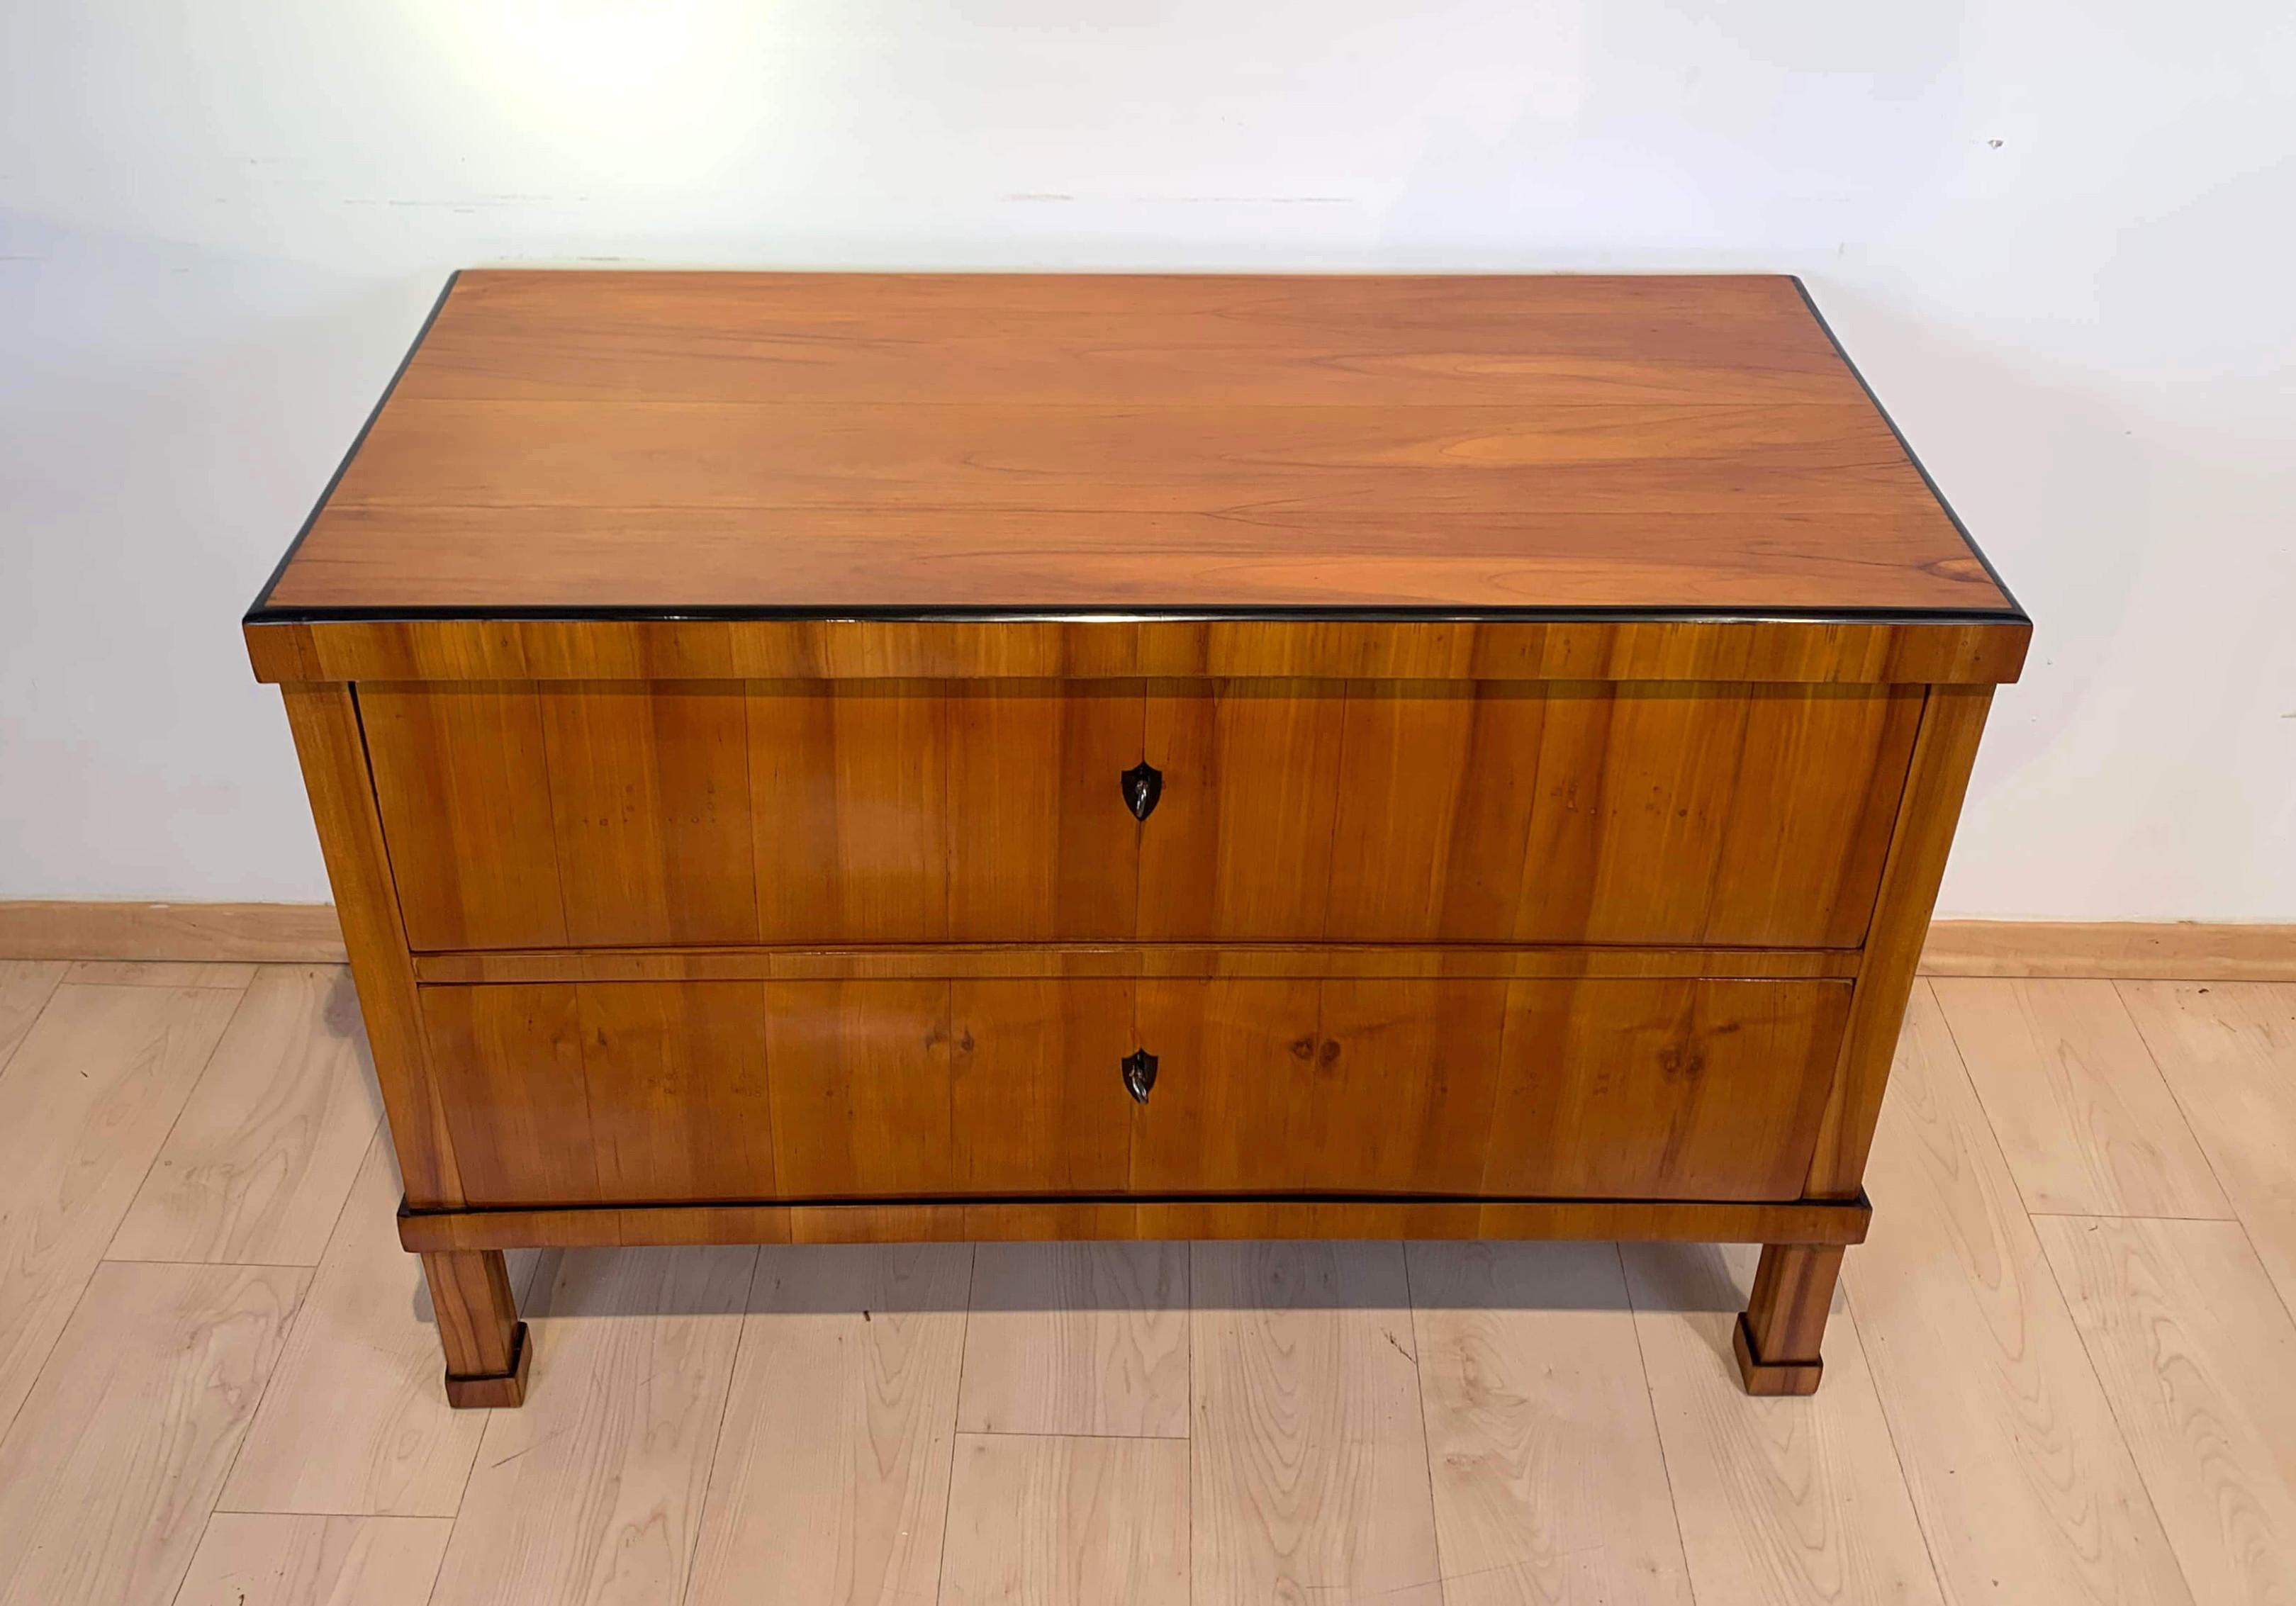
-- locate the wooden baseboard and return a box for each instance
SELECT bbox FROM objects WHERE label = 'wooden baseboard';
[0,902,347,963]
[2,903,2288,982]
[1919,920,2296,982]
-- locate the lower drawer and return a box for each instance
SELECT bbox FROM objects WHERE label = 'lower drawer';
[417,975,1849,1208]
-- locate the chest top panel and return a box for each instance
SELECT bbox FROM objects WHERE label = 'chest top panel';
[251,271,2017,622]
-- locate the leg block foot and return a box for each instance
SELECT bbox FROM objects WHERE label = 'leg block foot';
[1732,1310,1824,1396]
[443,1318,531,1409]
[1735,1242,1842,1397]
[421,1247,528,1409]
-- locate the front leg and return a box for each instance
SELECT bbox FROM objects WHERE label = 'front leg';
[422,1249,530,1408]
[1733,1242,1842,1396]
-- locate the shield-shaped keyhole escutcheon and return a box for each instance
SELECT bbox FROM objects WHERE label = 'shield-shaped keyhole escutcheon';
[1121,1048,1159,1103]
[1121,760,1163,821]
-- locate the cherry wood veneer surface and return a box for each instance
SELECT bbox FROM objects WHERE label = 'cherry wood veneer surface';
[252,271,2016,619]
[359,679,1920,953]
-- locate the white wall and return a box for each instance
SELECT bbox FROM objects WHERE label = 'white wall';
[4,0,2291,918]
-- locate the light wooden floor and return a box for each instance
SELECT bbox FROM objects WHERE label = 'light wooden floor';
[0,959,2292,1605]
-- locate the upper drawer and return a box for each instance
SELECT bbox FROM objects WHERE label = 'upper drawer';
[359,679,1920,950]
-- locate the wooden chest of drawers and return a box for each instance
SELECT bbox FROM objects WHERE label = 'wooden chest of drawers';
[245,271,2027,1405]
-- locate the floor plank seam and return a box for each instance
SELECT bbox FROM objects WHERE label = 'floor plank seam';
[1928,979,2060,1226]
[1396,1242,1452,1605]
[1838,1259,1953,1606]
[0,1016,211,1451]
[672,1244,767,1606]
[961,1425,1191,1443]
[99,1256,329,1271]
[97,977,257,1271]
[161,1510,225,1606]
[930,1242,979,1606]
[1932,984,2210,1606]
[2115,977,2296,1405]
[2100,979,2235,1215]
[0,963,69,1089]
[2019,1210,2210,1605]
[1613,1240,1703,1606]
[2021,1209,2239,1222]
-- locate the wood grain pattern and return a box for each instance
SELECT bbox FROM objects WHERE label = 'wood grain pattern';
[958,1242,1189,1439]
[428,1245,754,1606]
[392,271,1873,408]
[1131,976,1506,1195]
[2037,1216,2296,1606]
[425,980,778,1206]
[248,613,2029,686]
[1483,977,1851,1201]
[2117,982,2296,1318]
[577,980,778,1201]
[398,971,1847,1206]
[945,979,1138,1193]
[1844,984,2195,1605]
[539,682,758,946]
[0,958,65,1072]
[1127,977,1363,1192]
[0,901,345,963]
[1139,683,1345,940]
[1922,921,2296,981]
[111,965,381,1266]
[361,679,1914,951]
[1314,681,1914,946]
[257,273,2011,619]
[1408,1241,1693,1605]
[1621,1242,1944,1606]
[1804,686,1994,1196]
[420,1248,521,1395]
[1737,1244,1842,1393]
[749,681,953,942]
[400,1193,1874,1253]
[420,984,599,1206]
[413,942,1859,985]
[767,979,1136,1198]
[278,683,461,1207]
[947,681,1145,940]
[940,1432,1189,1606]
[359,683,568,952]
[62,960,258,987]
[0,982,239,1432]
[223,1135,539,1517]
[0,1262,305,1606]
[685,1243,970,1606]
[1936,979,2229,1219]
[172,1515,452,1606]
[1189,1241,1443,1605]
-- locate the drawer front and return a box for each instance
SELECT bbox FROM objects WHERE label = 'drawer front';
[419,977,1134,1206]
[364,680,1917,950]
[1129,977,1849,1201]
[417,974,1847,1207]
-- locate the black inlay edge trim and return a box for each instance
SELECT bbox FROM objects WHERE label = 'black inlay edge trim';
[245,270,2030,631]
[398,1188,1874,1219]
[249,602,2027,627]
[244,270,461,623]
[1789,275,2029,623]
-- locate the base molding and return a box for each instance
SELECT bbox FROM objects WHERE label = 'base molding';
[0,901,346,963]
[1918,919,2296,981]
[6,903,2292,982]
[398,1191,1875,1253]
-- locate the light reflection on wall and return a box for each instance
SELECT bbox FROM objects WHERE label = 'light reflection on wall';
[420,0,771,181]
